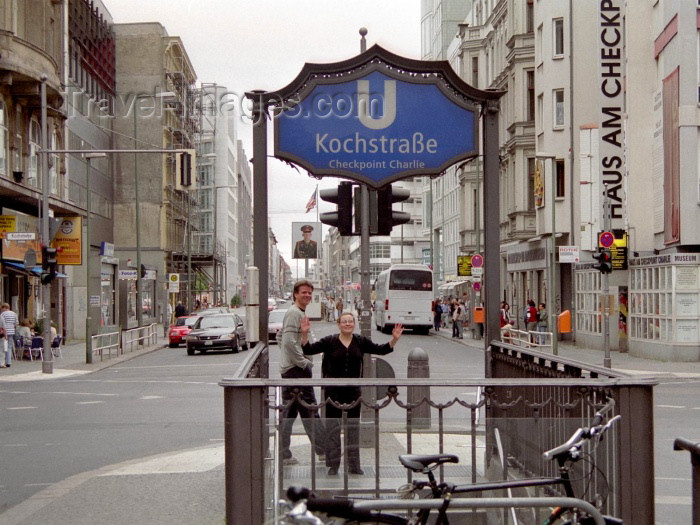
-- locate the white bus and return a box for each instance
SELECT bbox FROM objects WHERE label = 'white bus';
[374,264,433,335]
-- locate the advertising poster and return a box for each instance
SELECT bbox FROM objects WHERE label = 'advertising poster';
[292,221,321,259]
[54,216,82,265]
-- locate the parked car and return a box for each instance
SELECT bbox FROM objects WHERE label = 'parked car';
[186,313,248,355]
[268,298,277,312]
[168,315,199,347]
[268,309,288,344]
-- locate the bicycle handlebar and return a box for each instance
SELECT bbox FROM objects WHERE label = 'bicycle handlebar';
[543,401,619,461]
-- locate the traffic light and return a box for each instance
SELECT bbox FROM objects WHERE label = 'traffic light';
[176,149,196,190]
[320,181,353,236]
[41,245,58,285]
[592,248,613,274]
[141,264,147,278]
[375,184,410,236]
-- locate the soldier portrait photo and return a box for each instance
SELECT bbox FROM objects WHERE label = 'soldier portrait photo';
[292,222,319,259]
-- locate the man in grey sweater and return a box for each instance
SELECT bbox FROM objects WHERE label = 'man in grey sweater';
[279,279,326,465]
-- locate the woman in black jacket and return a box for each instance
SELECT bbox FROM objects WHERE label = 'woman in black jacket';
[300,312,403,476]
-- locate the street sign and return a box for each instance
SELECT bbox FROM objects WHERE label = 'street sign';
[168,282,180,293]
[168,273,180,283]
[598,231,614,248]
[274,48,484,188]
[457,255,472,277]
[119,269,138,280]
[472,281,481,292]
[7,232,35,241]
[558,246,580,263]
[471,266,483,277]
[471,254,483,268]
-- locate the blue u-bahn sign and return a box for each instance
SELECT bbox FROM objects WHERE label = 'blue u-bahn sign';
[271,46,493,188]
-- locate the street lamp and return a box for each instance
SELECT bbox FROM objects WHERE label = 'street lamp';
[133,91,175,327]
[84,152,106,364]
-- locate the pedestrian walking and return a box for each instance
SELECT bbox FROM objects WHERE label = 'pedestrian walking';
[433,298,441,332]
[279,279,326,466]
[537,302,549,345]
[1,303,18,367]
[524,299,538,342]
[453,300,466,338]
[174,301,187,318]
[0,312,6,368]
[301,311,403,476]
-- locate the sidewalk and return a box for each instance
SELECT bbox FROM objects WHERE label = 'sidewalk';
[433,325,700,379]
[0,327,167,382]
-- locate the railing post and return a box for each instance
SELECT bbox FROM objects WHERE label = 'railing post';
[224,380,266,525]
[407,347,431,429]
[616,383,655,525]
[674,437,700,525]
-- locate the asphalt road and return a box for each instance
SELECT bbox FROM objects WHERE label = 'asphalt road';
[1,321,697,524]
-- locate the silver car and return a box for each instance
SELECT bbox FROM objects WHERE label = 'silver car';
[186,313,248,355]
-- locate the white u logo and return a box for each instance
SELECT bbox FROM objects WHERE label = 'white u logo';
[357,79,396,130]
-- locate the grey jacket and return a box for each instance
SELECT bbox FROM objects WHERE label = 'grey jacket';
[279,304,312,374]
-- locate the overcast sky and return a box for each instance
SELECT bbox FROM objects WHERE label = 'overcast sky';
[104,0,421,273]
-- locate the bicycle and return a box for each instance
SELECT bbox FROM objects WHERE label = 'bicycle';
[275,400,621,524]
[397,399,623,524]
[277,486,608,524]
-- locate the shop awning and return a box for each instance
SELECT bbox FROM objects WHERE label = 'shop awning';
[2,261,68,278]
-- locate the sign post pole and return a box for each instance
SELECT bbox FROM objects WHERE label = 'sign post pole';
[603,185,611,368]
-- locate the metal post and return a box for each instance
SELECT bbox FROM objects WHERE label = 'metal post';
[360,184,371,338]
[250,91,269,346]
[602,186,611,368]
[86,155,92,363]
[133,99,143,328]
[40,76,53,374]
[84,152,106,364]
[482,100,500,377]
[550,159,559,356]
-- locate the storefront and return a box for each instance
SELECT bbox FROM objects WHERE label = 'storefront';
[627,254,700,361]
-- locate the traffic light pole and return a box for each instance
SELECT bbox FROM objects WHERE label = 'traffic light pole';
[602,186,611,368]
[359,184,371,338]
[40,77,53,374]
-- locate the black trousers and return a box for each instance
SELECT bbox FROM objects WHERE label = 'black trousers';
[280,366,326,460]
[324,386,362,470]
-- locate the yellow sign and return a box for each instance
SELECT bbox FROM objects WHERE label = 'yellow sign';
[534,160,544,208]
[610,229,628,270]
[457,255,472,277]
[0,214,40,262]
[54,216,82,265]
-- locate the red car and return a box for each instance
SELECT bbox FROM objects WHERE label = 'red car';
[168,315,199,347]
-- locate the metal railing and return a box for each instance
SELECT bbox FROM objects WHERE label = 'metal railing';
[89,323,160,361]
[501,327,553,351]
[221,340,656,525]
[674,437,700,525]
[122,323,158,354]
[91,331,120,361]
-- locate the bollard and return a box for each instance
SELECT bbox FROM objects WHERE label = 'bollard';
[407,347,431,429]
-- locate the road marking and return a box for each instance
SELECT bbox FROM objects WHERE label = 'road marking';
[3,443,28,447]
[75,401,105,405]
[657,476,691,481]
[24,483,52,488]
[656,404,685,409]
[6,406,37,410]
[140,395,165,400]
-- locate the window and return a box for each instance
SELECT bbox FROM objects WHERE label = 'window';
[526,0,534,33]
[526,71,535,121]
[28,119,41,188]
[537,94,544,131]
[553,18,564,57]
[49,129,59,195]
[553,89,565,128]
[527,158,535,211]
[555,159,565,198]
[471,56,479,88]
